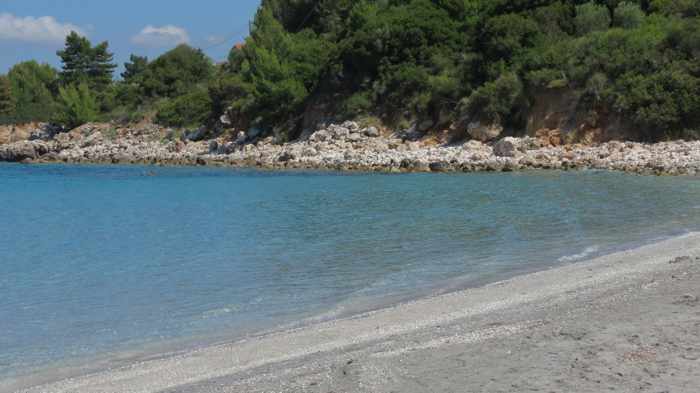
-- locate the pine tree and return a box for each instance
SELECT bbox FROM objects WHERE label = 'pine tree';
[89,42,117,91]
[57,32,91,86]
[121,55,149,83]
[57,31,116,92]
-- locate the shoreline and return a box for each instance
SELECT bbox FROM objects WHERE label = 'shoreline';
[2,122,700,176]
[5,232,700,393]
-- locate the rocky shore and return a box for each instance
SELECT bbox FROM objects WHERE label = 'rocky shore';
[1,121,700,175]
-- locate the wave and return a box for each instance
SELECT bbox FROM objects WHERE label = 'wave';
[558,246,600,263]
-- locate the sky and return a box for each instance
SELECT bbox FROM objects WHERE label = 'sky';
[0,0,261,74]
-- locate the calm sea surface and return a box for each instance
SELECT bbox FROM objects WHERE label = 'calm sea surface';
[1,164,699,377]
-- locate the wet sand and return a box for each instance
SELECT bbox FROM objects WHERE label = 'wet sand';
[5,233,700,393]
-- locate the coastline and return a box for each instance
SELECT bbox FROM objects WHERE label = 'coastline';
[5,232,700,393]
[2,122,700,176]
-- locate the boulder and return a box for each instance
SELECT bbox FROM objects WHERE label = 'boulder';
[429,162,450,172]
[208,140,219,154]
[347,133,363,142]
[184,128,206,141]
[341,121,360,133]
[301,146,318,157]
[327,124,350,139]
[364,126,380,138]
[535,128,563,147]
[235,131,246,145]
[467,121,503,142]
[493,137,520,158]
[29,123,61,141]
[81,132,104,148]
[309,130,331,142]
[0,141,39,162]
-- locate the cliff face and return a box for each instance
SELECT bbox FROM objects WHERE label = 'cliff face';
[525,89,639,145]
[0,124,36,145]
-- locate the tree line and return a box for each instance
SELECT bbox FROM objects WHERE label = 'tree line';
[0,32,214,130]
[1,0,699,142]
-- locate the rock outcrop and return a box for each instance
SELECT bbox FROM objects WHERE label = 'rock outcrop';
[1,121,699,176]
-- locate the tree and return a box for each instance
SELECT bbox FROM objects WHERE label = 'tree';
[53,83,98,129]
[575,2,612,36]
[141,45,214,98]
[89,42,117,91]
[57,31,116,92]
[650,0,700,17]
[121,55,148,83]
[7,61,58,123]
[0,76,14,120]
[613,2,645,29]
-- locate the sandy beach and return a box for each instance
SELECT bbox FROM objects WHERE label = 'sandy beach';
[4,233,700,393]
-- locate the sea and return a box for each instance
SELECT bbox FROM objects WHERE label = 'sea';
[1,163,699,379]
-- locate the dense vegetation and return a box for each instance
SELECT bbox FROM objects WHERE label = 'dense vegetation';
[1,0,699,142]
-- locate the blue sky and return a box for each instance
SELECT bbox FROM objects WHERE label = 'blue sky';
[0,0,261,74]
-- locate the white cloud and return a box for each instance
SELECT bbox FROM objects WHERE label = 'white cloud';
[0,13,84,44]
[131,25,190,47]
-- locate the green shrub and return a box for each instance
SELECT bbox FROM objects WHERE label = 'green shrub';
[0,76,14,122]
[53,83,99,129]
[7,61,58,123]
[461,73,523,124]
[613,2,646,29]
[342,91,373,118]
[575,2,612,36]
[155,88,212,128]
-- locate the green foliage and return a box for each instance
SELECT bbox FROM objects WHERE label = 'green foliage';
[575,2,612,36]
[2,0,700,140]
[54,83,99,129]
[217,6,333,137]
[141,45,214,98]
[0,76,14,121]
[614,2,646,29]
[57,32,116,92]
[7,61,58,123]
[650,0,700,17]
[121,55,149,84]
[155,88,212,128]
[342,91,373,117]
[461,73,524,124]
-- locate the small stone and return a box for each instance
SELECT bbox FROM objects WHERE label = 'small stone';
[278,152,295,162]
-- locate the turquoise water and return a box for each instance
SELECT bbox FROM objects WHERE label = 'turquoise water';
[1,164,700,377]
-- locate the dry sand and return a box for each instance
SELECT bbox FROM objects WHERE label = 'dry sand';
[5,233,700,393]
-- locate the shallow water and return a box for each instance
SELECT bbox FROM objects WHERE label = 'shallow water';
[1,164,699,377]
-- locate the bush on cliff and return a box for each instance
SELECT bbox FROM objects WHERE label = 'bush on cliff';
[203,0,700,141]
[53,83,99,129]
[155,88,212,128]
